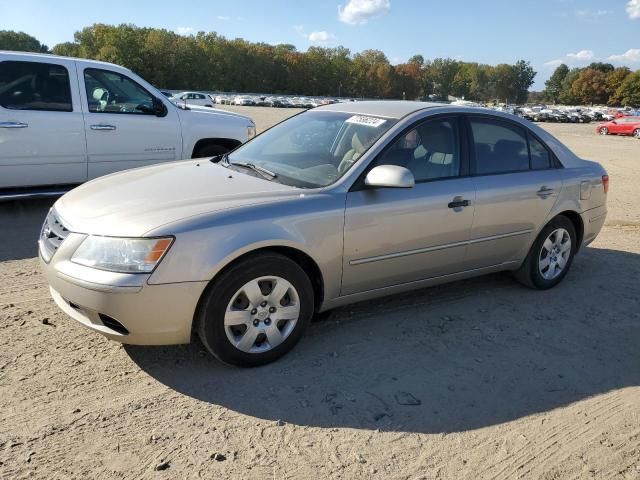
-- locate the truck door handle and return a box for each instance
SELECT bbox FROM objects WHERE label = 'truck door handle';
[0,121,28,128]
[448,197,470,209]
[90,124,116,131]
[536,186,554,198]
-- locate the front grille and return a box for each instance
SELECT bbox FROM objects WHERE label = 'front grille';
[39,210,70,262]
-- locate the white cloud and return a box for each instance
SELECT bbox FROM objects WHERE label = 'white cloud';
[627,0,640,19]
[575,9,611,19]
[307,31,337,46]
[608,49,640,63]
[175,26,194,35]
[543,59,563,67]
[567,49,595,60]
[216,15,230,21]
[338,0,390,24]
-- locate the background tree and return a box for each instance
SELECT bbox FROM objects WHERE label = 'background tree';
[606,67,631,106]
[512,60,536,104]
[0,30,48,52]
[544,64,569,104]
[587,62,614,74]
[427,58,460,99]
[7,26,640,104]
[615,70,640,107]
[571,68,608,105]
[558,68,581,104]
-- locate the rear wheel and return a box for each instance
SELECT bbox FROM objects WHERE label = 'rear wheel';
[514,215,577,289]
[599,127,608,135]
[197,253,314,367]
[633,128,640,139]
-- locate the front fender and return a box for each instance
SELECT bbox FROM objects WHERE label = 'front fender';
[147,194,346,303]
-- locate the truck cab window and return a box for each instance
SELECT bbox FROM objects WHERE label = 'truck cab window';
[0,61,72,112]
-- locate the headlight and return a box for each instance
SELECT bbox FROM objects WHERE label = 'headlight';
[247,124,256,139]
[71,236,173,273]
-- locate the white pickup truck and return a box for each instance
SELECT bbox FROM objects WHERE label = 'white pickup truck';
[0,51,256,198]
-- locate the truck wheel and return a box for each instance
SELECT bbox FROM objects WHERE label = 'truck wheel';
[193,144,229,159]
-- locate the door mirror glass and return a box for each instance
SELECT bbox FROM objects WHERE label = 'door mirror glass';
[153,97,168,117]
[364,165,415,188]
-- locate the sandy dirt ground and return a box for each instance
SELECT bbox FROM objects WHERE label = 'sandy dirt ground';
[1,106,639,480]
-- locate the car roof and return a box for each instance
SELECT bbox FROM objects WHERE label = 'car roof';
[0,50,125,70]
[315,100,443,119]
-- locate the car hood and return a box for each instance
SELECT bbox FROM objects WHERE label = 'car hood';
[55,160,298,237]
[175,104,254,125]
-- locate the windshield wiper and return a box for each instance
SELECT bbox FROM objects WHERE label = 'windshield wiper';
[229,161,277,180]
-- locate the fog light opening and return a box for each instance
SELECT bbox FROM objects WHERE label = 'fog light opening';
[98,314,129,335]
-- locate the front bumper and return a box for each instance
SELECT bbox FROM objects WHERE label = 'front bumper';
[40,232,207,345]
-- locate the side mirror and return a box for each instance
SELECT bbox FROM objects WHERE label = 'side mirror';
[364,165,415,189]
[153,97,168,117]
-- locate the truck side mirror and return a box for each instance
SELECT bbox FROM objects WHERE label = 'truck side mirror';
[153,97,168,117]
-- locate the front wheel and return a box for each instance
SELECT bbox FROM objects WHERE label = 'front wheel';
[633,129,640,139]
[196,253,314,367]
[514,216,577,289]
[599,127,608,135]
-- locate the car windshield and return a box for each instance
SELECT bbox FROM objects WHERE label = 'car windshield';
[226,111,397,188]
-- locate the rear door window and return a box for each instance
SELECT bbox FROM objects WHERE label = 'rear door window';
[470,118,529,175]
[0,61,72,112]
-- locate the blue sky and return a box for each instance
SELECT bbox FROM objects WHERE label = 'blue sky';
[2,0,639,89]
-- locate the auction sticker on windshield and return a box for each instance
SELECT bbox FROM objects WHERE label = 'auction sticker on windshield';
[345,115,387,128]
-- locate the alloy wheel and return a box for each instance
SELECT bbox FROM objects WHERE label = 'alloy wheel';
[224,276,300,353]
[600,127,608,135]
[538,228,572,280]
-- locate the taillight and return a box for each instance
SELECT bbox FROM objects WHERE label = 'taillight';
[602,175,609,194]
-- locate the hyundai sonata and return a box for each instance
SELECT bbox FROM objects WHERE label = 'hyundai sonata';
[40,101,608,366]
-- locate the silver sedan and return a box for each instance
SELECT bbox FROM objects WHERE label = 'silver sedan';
[39,101,608,366]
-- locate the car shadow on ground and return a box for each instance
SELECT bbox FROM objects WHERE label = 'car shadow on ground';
[0,198,57,261]
[127,245,640,434]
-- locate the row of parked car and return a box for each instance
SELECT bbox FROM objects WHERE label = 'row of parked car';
[164,91,341,109]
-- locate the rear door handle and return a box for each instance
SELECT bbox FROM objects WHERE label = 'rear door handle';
[448,197,470,209]
[90,124,116,131]
[536,186,554,198]
[0,121,28,128]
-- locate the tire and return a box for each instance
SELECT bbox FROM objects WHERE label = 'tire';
[193,144,229,159]
[196,253,314,367]
[599,127,608,135]
[514,215,577,290]
[634,129,640,139]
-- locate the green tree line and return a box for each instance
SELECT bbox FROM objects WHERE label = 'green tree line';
[1,25,535,102]
[1,25,637,106]
[543,62,640,107]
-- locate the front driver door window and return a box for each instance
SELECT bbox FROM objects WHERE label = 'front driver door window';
[81,67,180,179]
[342,116,476,295]
[84,69,154,114]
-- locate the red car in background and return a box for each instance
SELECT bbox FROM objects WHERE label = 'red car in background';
[596,117,640,138]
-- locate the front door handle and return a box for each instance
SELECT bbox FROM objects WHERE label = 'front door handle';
[536,186,554,198]
[90,124,116,131]
[0,121,28,128]
[448,197,470,209]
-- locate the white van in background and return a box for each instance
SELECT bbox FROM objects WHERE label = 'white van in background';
[0,51,256,198]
